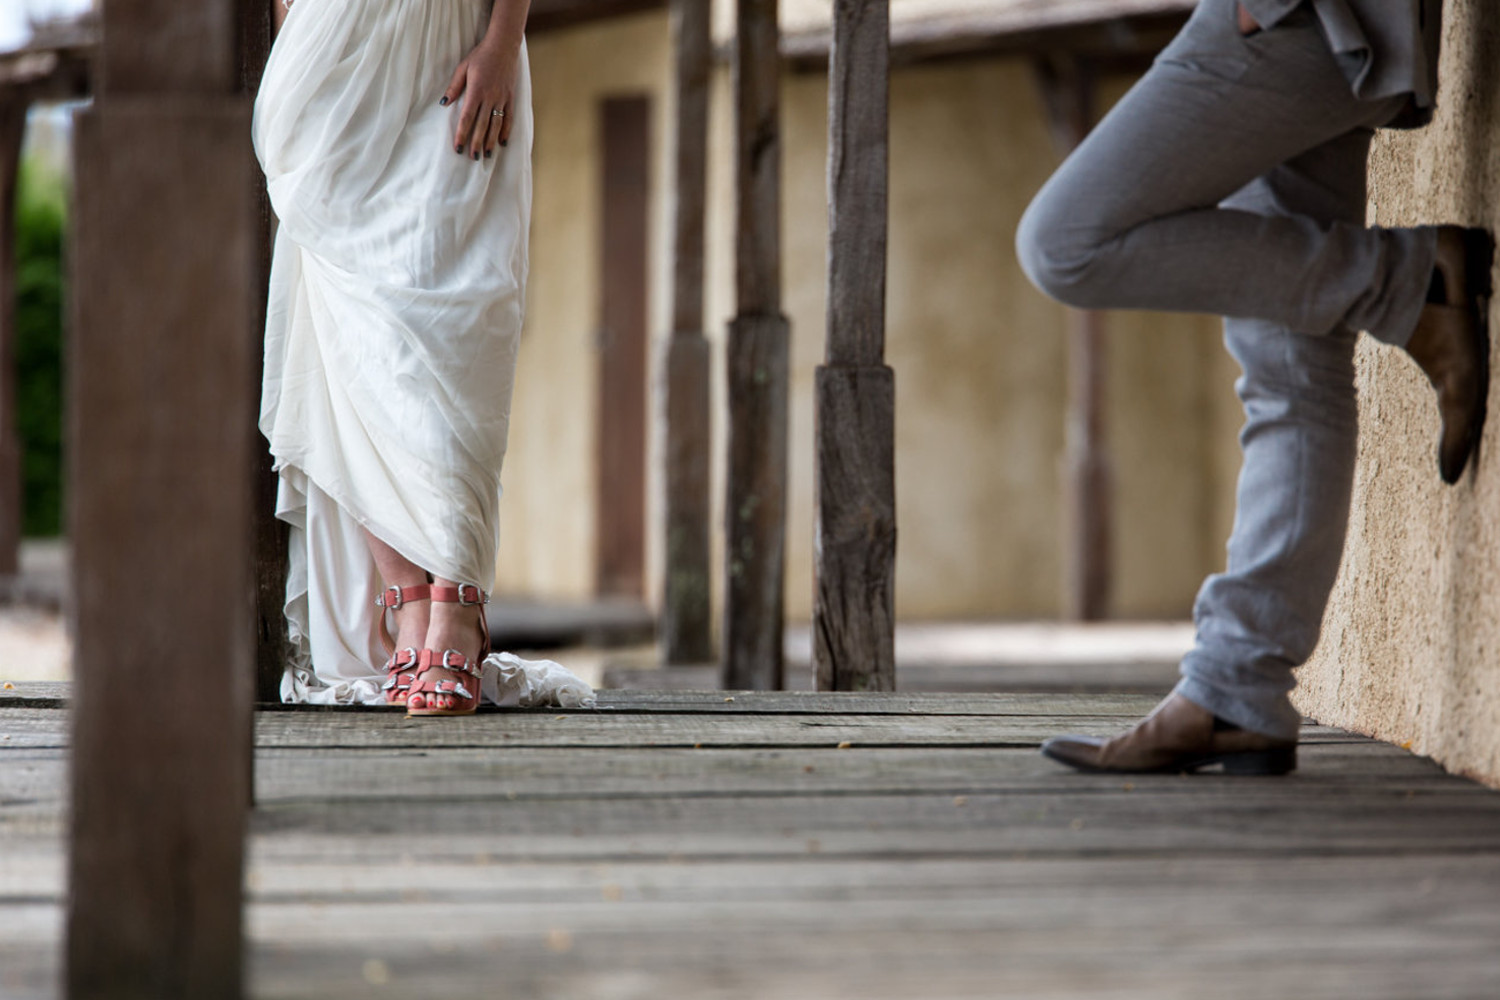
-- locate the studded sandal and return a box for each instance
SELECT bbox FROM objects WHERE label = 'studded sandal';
[404,583,491,718]
[375,584,433,706]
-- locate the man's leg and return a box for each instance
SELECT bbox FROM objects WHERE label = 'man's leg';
[1015,0,1429,344]
[1177,130,1374,741]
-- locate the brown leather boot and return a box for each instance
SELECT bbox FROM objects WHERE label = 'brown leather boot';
[1040,693,1297,775]
[1404,225,1493,485]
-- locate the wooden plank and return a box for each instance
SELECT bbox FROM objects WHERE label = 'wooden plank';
[1033,54,1111,621]
[723,0,791,691]
[244,790,1500,860]
[660,0,714,665]
[67,92,255,999]
[605,658,1183,694]
[0,98,23,576]
[237,711,1367,752]
[243,744,1479,804]
[592,690,1168,715]
[597,97,652,599]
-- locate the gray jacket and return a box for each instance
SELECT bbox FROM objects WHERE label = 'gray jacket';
[1242,0,1443,126]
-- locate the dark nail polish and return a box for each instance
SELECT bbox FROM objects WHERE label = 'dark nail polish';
[485,150,493,159]
[473,151,480,160]
[439,97,449,107]
[501,140,508,148]
[456,144,464,154]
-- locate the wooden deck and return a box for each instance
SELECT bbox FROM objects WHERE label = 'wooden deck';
[4,685,1500,998]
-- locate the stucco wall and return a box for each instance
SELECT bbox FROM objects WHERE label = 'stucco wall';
[507,11,1243,624]
[1297,0,1500,787]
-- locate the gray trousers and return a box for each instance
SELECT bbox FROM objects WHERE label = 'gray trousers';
[1016,0,1438,739]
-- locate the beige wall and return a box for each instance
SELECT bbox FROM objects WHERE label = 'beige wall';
[500,14,674,601]
[1298,0,1500,787]
[506,12,1243,625]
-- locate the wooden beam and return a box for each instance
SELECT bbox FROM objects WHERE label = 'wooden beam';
[660,0,714,665]
[1033,54,1111,622]
[780,9,1191,72]
[722,0,790,691]
[814,0,895,692]
[65,2,256,997]
[0,99,24,576]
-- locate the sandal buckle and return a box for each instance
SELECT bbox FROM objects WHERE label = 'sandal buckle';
[377,585,405,610]
[456,584,487,606]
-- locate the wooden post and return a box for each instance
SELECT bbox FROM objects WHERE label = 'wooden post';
[1033,54,1111,622]
[66,1,256,996]
[241,0,292,703]
[660,0,714,665]
[722,0,790,691]
[0,97,24,577]
[814,0,895,692]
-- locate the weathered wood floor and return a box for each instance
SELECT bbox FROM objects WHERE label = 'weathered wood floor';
[4,685,1500,998]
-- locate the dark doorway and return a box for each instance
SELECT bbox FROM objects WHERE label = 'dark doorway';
[595,95,650,598]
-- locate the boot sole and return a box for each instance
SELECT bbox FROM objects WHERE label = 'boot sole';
[1445,228,1494,484]
[1040,742,1297,776]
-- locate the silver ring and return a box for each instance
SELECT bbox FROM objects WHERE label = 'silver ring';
[492,109,504,118]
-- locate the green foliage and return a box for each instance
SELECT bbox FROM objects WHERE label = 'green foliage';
[14,160,66,537]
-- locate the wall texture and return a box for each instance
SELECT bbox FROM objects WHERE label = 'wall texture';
[1297,0,1500,786]
[509,12,1244,624]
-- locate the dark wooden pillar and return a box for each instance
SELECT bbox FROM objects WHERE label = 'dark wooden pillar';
[1034,54,1111,622]
[660,0,714,666]
[0,97,24,577]
[66,2,257,996]
[722,0,790,690]
[241,0,292,703]
[814,0,895,692]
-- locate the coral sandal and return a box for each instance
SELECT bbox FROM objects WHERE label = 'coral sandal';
[404,583,491,717]
[375,584,430,706]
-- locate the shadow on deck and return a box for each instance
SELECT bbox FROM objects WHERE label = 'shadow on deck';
[4,686,1500,998]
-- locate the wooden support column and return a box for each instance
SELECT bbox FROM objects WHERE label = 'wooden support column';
[0,97,24,577]
[1034,54,1111,622]
[722,0,790,690]
[66,1,256,996]
[660,0,714,665]
[814,0,895,692]
[241,0,291,703]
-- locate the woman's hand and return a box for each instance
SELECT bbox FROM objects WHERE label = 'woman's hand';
[441,36,520,161]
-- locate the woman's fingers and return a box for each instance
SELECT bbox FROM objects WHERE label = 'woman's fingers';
[481,103,504,158]
[467,104,492,160]
[441,60,468,113]
[498,94,514,149]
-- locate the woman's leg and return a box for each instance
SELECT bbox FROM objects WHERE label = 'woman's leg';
[363,529,431,699]
[363,530,488,711]
[407,575,489,712]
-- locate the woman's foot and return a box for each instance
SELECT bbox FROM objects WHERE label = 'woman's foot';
[405,583,490,715]
[377,584,431,705]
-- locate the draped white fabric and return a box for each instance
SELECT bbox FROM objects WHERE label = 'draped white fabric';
[252,0,554,705]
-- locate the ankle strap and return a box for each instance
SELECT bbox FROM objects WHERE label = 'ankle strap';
[376,583,489,610]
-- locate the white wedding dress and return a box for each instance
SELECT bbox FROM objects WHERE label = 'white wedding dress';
[253,0,590,707]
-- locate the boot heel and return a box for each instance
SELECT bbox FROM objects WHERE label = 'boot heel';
[1221,747,1297,776]
[1464,227,1494,300]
